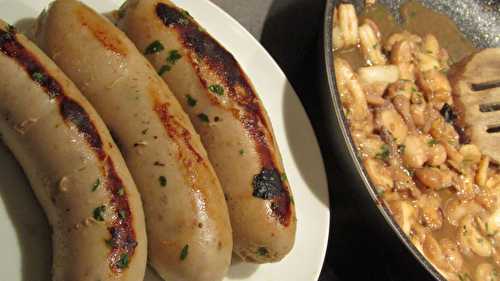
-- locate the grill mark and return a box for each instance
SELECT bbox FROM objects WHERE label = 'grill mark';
[105,157,137,272]
[155,3,292,225]
[0,27,136,272]
[153,102,204,163]
[60,98,106,160]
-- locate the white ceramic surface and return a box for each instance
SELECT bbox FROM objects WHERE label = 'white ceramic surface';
[0,0,330,280]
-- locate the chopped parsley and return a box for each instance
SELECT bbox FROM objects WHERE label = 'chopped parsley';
[257,247,268,256]
[181,10,191,18]
[180,244,189,260]
[32,72,46,83]
[239,149,245,155]
[375,144,390,161]
[118,209,127,219]
[281,173,288,182]
[91,178,100,192]
[144,40,164,55]
[93,205,106,221]
[116,253,129,269]
[117,188,125,196]
[105,238,114,248]
[159,176,167,187]
[158,49,182,75]
[428,139,439,146]
[186,95,197,107]
[166,50,182,64]
[208,84,224,96]
[197,113,209,123]
[158,64,172,76]
[397,144,406,154]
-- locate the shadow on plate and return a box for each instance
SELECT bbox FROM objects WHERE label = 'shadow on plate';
[0,143,51,281]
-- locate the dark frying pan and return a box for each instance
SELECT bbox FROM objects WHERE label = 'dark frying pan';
[320,0,499,280]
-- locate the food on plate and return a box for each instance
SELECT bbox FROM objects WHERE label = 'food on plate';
[332,2,499,280]
[34,0,233,280]
[116,0,296,263]
[0,20,147,281]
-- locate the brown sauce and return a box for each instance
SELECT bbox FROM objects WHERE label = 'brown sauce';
[337,1,476,66]
[333,2,496,280]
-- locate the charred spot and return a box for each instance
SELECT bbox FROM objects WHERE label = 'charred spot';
[253,168,284,199]
[156,3,192,26]
[253,168,292,225]
[60,97,105,160]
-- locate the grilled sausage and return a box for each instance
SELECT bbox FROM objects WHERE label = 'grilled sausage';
[0,20,147,281]
[34,1,233,280]
[117,0,296,263]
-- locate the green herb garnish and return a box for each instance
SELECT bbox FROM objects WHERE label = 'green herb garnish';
[281,173,288,182]
[257,247,268,256]
[91,178,100,192]
[158,64,172,75]
[208,84,224,96]
[428,139,439,146]
[105,238,117,248]
[181,10,191,18]
[166,50,182,64]
[117,188,125,196]
[116,253,129,269]
[144,40,164,55]
[375,144,390,161]
[93,205,106,221]
[118,209,127,219]
[180,244,189,260]
[159,176,167,187]
[186,95,197,107]
[239,149,245,155]
[197,113,209,123]
[32,72,46,83]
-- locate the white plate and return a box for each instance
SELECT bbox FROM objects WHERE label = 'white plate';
[0,0,330,280]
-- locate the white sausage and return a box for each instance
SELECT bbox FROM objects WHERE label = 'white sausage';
[117,0,297,263]
[0,20,147,281]
[34,1,232,280]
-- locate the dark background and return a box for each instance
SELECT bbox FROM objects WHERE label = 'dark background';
[210,1,427,281]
